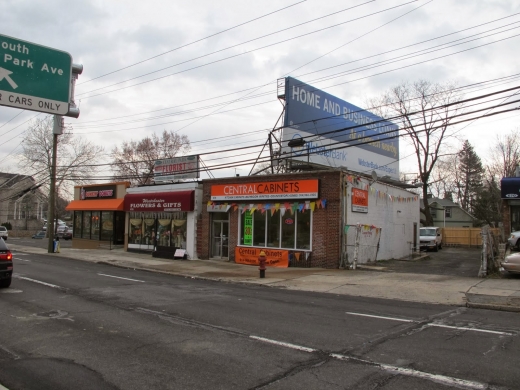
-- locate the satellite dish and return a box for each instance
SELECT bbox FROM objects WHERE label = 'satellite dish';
[371,170,378,182]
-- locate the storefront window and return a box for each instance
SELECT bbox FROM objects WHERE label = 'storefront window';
[127,212,188,249]
[82,211,91,239]
[267,210,280,247]
[130,218,143,244]
[253,211,266,246]
[100,211,113,241]
[296,210,311,250]
[143,219,156,246]
[281,214,295,249]
[157,219,171,246]
[172,217,187,248]
[240,208,311,250]
[74,211,82,238]
[91,211,100,240]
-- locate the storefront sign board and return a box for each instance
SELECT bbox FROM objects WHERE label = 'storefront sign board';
[211,179,318,201]
[154,155,199,181]
[80,185,116,200]
[235,247,289,267]
[124,191,194,212]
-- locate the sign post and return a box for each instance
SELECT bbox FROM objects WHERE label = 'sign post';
[0,34,72,115]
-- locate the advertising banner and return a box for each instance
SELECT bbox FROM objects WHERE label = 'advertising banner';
[154,155,199,182]
[282,77,400,179]
[235,247,289,267]
[211,179,319,201]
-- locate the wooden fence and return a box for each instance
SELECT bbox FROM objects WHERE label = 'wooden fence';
[441,227,501,247]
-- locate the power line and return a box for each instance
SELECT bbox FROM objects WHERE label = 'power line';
[78,0,309,85]
[76,1,419,99]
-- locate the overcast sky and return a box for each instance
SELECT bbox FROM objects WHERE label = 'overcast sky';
[1,0,519,186]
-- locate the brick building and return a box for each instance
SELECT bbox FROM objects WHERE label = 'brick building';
[198,170,420,268]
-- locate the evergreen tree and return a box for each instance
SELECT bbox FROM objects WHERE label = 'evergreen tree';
[456,140,484,213]
[473,177,502,226]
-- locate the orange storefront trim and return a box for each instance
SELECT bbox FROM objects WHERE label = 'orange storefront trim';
[66,199,125,211]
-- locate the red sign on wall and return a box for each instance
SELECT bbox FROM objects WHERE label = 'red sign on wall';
[352,188,368,213]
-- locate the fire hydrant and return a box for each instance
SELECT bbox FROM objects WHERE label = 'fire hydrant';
[258,250,266,278]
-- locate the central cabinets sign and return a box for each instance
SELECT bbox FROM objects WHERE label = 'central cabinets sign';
[124,191,195,212]
[352,188,368,213]
[211,179,319,201]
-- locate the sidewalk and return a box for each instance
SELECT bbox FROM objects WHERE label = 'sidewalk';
[9,243,520,312]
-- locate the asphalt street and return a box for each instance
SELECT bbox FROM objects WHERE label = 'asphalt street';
[0,250,518,389]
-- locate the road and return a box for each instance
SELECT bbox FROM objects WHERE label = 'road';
[0,249,518,389]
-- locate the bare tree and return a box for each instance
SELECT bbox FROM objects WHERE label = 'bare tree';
[369,80,464,226]
[486,129,520,180]
[111,130,191,186]
[20,116,104,200]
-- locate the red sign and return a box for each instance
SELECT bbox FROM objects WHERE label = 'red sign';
[352,188,368,213]
[235,247,289,267]
[124,191,194,212]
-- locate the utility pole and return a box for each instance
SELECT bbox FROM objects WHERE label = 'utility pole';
[46,63,83,253]
[47,115,62,253]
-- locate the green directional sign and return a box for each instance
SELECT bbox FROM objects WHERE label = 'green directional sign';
[0,34,72,115]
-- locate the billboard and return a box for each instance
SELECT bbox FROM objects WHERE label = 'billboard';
[281,77,399,179]
[153,155,199,182]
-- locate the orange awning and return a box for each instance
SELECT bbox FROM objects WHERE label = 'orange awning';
[66,199,124,211]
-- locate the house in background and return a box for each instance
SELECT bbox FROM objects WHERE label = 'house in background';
[420,196,476,227]
[0,172,47,230]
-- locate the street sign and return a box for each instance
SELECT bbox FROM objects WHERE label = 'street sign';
[0,34,72,115]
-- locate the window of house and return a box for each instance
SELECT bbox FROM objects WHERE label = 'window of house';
[240,209,312,250]
[431,209,437,218]
[445,207,452,218]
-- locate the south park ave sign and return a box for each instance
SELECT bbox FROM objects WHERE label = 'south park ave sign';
[211,179,319,201]
[0,34,72,115]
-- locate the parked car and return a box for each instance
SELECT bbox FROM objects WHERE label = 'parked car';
[419,227,442,251]
[42,220,66,232]
[0,226,8,241]
[507,231,520,250]
[32,231,46,239]
[63,228,73,240]
[501,251,520,274]
[0,238,12,288]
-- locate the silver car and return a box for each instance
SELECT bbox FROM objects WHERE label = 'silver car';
[501,252,520,274]
[0,226,8,241]
[507,231,520,250]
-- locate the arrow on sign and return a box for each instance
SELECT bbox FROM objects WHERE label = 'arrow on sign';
[0,67,18,89]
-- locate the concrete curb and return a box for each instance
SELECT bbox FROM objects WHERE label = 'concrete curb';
[9,243,520,312]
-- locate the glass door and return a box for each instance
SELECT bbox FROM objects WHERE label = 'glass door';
[212,221,229,259]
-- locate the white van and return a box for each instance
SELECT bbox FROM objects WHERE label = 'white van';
[419,227,442,251]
